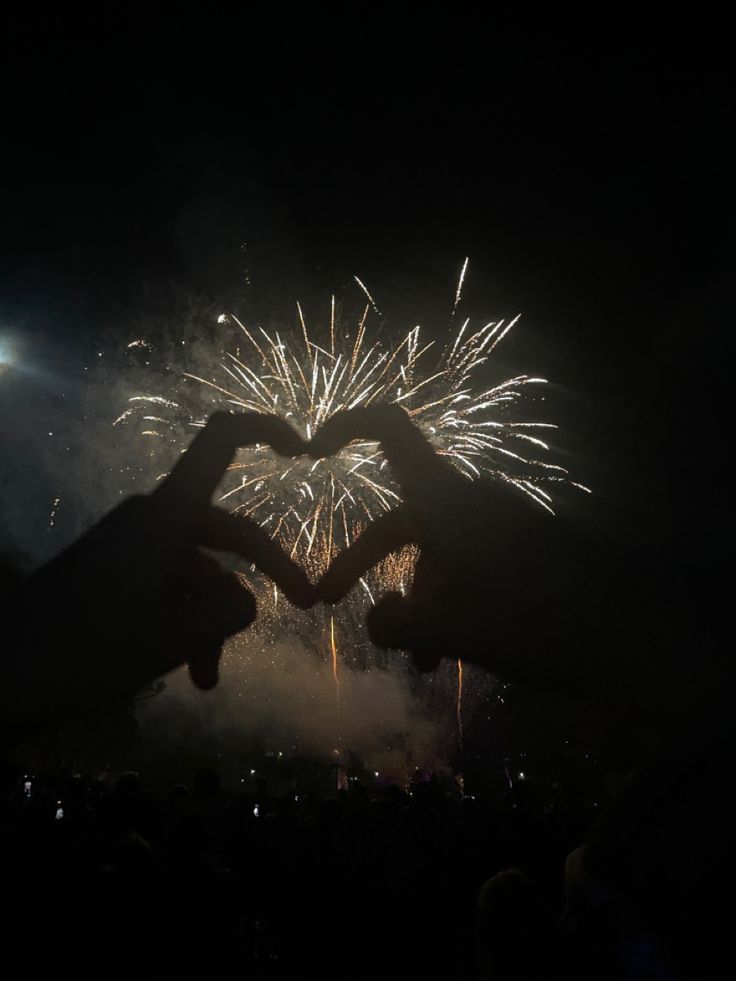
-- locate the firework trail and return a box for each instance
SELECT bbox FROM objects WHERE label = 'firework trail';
[330,614,341,709]
[453,256,469,317]
[456,657,464,750]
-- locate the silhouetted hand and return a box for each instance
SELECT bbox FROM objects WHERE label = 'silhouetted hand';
[311,405,664,711]
[2,412,315,740]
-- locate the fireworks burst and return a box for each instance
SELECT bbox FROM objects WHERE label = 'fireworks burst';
[120,261,586,575]
[117,262,587,767]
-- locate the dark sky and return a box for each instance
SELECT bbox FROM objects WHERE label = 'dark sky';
[0,10,732,583]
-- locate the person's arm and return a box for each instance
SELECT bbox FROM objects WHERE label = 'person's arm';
[1,412,315,741]
[311,405,671,714]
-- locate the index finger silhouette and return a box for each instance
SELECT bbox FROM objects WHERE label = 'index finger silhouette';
[317,506,414,603]
[153,412,308,524]
[202,506,316,609]
[309,405,457,514]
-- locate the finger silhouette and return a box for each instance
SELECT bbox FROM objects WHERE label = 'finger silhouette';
[317,507,414,602]
[309,405,458,516]
[367,592,443,672]
[186,572,256,689]
[154,412,309,523]
[201,506,316,608]
[178,551,257,689]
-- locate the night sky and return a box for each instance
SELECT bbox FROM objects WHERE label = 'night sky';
[1,11,731,603]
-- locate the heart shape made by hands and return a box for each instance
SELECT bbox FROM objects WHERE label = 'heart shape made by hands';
[155,406,437,609]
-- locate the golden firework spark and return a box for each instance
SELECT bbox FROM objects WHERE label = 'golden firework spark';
[330,614,340,708]
[456,657,464,749]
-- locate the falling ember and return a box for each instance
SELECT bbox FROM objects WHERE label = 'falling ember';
[456,657,464,750]
[330,615,341,707]
[48,495,61,529]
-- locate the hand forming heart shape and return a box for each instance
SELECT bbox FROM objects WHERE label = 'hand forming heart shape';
[155,405,460,616]
[161,406,491,673]
[6,405,651,732]
[155,407,616,703]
